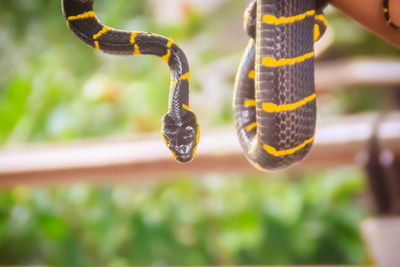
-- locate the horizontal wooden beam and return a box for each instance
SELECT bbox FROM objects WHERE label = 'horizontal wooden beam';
[0,112,399,186]
[316,58,400,90]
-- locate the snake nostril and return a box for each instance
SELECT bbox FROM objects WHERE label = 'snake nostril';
[184,146,190,154]
[178,145,187,154]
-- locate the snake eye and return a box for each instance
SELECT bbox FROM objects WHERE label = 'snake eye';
[184,126,195,140]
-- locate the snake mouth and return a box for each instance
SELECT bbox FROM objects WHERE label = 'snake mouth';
[175,153,194,163]
[169,143,195,163]
[163,135,197,164]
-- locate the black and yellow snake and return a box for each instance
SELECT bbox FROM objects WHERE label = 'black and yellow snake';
[62,0,396,170]
[62,0,199,163]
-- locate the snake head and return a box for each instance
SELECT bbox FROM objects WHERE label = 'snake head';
[161,110,199,163]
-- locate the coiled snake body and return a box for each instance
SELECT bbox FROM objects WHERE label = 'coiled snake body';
[233,0,330,170]
[62,0,396,170]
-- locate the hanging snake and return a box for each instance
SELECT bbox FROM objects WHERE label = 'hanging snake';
[62,0,199,163]
[62,0,397,170]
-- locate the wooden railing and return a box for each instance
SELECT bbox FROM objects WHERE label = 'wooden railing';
[0,112,399,186]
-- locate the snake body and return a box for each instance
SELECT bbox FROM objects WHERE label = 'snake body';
[233,0,330,171]
[62,0,199,163]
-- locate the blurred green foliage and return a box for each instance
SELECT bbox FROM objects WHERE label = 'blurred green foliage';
[0,0,398,265]
[0,169,367,266]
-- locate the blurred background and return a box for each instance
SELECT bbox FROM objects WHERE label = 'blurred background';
[0,0,399,265]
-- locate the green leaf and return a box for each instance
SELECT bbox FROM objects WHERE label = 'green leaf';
[0,78,31,142]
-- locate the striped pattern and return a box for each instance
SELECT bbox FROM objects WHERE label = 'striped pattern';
[161,40,174,63]
[67,11,95,21]
[248,70,256,79]
[246,122,257,132]
[244,99,257,107]
[92,26,111,51]
[263,10,315,25]
[233,0,320,170]
[262,51,314,67]
[257,1,316,162]
[314,13,328,42]
[315,14,327,26]
[129,32,141,55]
[262,93,316,113]
[314,24,320,41]
[180,72,191,82]
[263,136,315,157]
[93,26,111,39]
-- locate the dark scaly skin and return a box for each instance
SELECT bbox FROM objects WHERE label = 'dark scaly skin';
[62,0,199,163]
[234,0,329,171]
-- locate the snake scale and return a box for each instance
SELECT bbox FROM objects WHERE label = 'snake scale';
[62,0,396,170]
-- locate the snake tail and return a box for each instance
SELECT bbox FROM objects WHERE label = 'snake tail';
[62,0,199,163]
[383,0,400,29]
